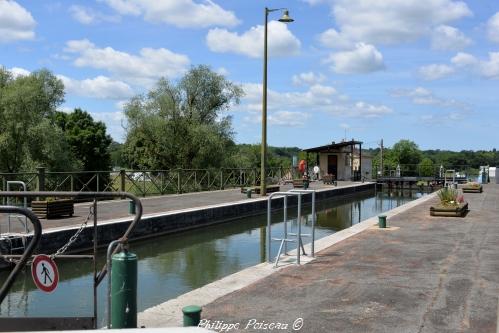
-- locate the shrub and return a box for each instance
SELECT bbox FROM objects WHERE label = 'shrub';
[438,187,459,206]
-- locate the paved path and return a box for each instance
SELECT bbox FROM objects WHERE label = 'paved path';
[0,181,357,233]
[203,184,499,333]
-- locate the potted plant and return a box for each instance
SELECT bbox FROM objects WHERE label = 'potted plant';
[32,197,74,219]
[430,187,468,217]
[462,181,483,193]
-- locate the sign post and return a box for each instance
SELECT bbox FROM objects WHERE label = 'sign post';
[31,255,59,293]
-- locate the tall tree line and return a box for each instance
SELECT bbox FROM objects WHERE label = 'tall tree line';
[0,67,112,173]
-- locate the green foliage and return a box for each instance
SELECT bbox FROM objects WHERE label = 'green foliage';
[123,65,243,169]
[391,140,422,165]
[419,157,435,177]
[0,67,79,172]
[226,144,303,169]
[55,108,112,171]
[437,187,458,206]
[109,141,125,168]
[372,139,499,177]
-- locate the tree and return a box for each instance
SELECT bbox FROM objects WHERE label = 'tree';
[109,141,126,168]
[419,157,435,177]
[0,68,78,172]
[391,140,422,166]
[55,109,112,171]
[123,65,244,169]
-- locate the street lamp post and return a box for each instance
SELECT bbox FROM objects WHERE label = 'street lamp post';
[260,7,294,196]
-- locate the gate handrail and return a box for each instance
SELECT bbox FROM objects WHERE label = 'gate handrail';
[0,206,42,304]
[0,191,143,285]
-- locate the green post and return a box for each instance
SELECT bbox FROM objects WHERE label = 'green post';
[120,169,126,199]
[378,215,387,228]
[36,166,46,192]
[129,201,136,215]
[177,170,181,194]
[182,305,202,327]
[36,166,46,201]
[246,189,252,198]
[111,251,137,328]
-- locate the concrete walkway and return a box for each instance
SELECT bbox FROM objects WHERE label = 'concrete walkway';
[202,184,499,333]
[0,181,357,233]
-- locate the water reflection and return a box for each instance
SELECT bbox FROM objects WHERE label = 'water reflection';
[0,189,427,322]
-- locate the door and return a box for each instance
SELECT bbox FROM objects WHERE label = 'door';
[327,155,337,180]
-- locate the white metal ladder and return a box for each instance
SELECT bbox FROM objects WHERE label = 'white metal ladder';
[267,190,316,267]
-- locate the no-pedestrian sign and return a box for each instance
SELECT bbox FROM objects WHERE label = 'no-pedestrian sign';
[31,254,59,293]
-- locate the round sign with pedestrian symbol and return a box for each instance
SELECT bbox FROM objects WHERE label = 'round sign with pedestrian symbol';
[31,254,59,293]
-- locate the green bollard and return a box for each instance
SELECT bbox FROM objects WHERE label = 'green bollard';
[182,305,202,327]
[129,200,136,214]
[246,189,252,198]
[111,251,137,328]
[378,215,387,229]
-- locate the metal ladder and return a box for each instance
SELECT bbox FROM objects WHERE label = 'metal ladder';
[267,190,316,267]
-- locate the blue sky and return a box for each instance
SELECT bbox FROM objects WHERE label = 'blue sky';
[1,0,499,151]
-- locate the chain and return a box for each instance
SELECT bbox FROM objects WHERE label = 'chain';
[1,204,94,266]
[50,204,94,260]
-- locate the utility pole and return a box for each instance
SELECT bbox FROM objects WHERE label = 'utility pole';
[380,139,384,177]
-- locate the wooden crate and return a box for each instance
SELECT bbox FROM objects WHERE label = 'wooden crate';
[32,199,74,219]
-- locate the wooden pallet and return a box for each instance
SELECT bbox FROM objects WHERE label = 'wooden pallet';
[32,199,74,219]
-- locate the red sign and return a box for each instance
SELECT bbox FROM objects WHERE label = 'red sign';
[31,255,59,293]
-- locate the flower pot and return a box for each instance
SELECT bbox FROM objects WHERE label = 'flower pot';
[462,185,482,193]
[430,202,468,217]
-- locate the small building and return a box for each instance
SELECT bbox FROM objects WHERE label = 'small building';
[303,140,373,181]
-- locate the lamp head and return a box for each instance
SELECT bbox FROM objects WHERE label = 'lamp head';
[278,10,294,23]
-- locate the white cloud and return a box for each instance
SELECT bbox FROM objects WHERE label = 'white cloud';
[269,111,310,127]
[418,64,455,80]
[243,111,311,127]
[301,0,328,5]
[449,52,499,79]
[69,5,119,25]
[391,87,470,110]
[90,110,126,141]
[487,12,499,43]
[0,1,36,43]
[9,67,30,77]
[451,52,478,67]
[216,67,229,76]
[318,0,472,48]
[64,39,190,86]
[240,82,391,119]
[479,52,499,79]
[292,72,326,86]
[101,0,239,28]
[99,0,140,15]
[329,102,393,118]
[431,25,471,51]
[206,21,301,58]
[324,43,385,74]
[57,75,134,99]
[318,28,353,49]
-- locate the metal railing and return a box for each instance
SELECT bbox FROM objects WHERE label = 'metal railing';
[0,167,298,198]
[0,206,42,303]
[0,191,143,329]
[373,164,479,179]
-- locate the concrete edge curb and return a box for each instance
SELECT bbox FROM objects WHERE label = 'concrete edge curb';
[41,183,374,234]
